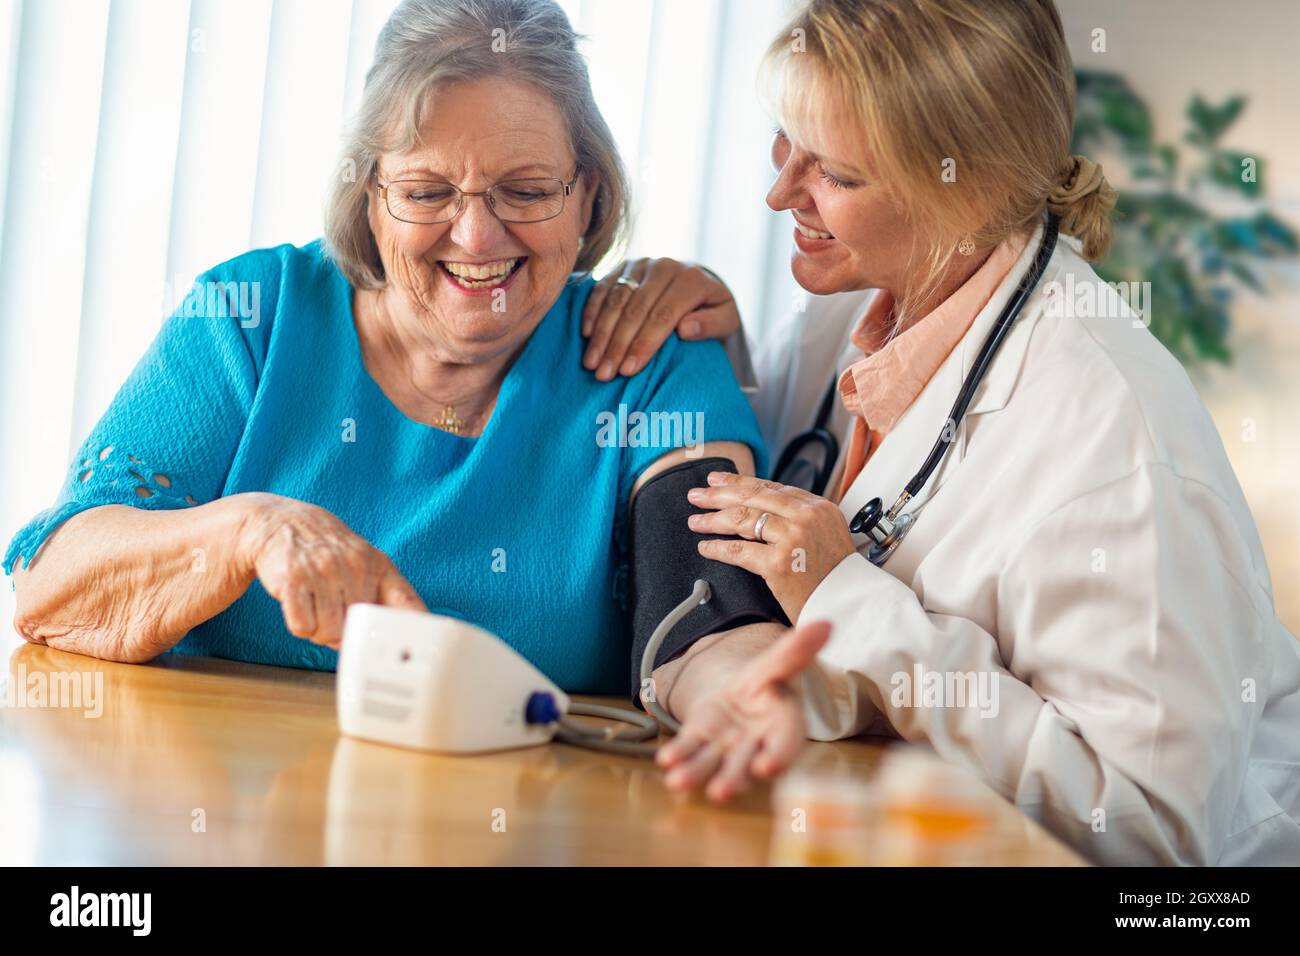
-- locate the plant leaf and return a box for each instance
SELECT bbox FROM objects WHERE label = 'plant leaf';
[1250,211,1300,254]
[1226,260,1265,293]
[1208,151,1262,197]
[1186,94,1246,146]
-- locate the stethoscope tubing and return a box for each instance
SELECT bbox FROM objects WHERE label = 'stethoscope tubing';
[558,218,1064,756]
[771,214,1062,562]
[900,214,1061,501]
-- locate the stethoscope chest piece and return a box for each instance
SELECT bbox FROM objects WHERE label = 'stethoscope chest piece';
[850,496,915,566]
[836,215,1061,570]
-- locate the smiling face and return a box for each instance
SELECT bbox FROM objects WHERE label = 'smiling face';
[765,101,921,299]
[366,76,595,363]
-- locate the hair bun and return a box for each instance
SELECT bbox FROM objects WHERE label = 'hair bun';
[1048,154,1110,207]
[1047,154,1116,260]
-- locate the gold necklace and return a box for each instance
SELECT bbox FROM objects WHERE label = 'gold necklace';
[358,291,478,436]
[434,404,465,434]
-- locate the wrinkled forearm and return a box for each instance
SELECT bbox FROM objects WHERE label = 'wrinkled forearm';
[11,494,260,663]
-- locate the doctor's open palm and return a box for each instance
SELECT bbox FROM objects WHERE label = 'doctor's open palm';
[655,620,831,802]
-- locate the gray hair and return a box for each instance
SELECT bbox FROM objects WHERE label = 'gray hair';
[324,0,630,288]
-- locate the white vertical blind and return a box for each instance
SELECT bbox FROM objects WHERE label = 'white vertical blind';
[249,0,354,250]
[692,0,798,334]
[0,0,793,560]
[0,0,22,261]
[163,0,274,303]
[0,0,112,552]
[621,0,726,264]
[72,0,191,446]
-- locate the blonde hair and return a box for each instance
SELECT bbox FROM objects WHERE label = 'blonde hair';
[324,0,629,289]
[765,0,1115,316]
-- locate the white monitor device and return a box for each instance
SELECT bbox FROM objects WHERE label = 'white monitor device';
[337,603,569,754]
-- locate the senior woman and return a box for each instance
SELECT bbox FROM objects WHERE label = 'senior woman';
[584,0,1300,865]
[2,0,767,693]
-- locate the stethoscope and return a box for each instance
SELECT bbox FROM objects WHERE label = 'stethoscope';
[772,214,1061,567]
[567,217,1062,755]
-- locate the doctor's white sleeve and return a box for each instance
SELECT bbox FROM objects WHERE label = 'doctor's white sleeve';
[795,462,1269,865]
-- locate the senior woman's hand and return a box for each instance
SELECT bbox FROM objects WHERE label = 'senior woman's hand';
[581,257,741,380]
[11,492,424,665]
[685,471,857,623]
[235,493,427,649]
[652,619,832,802]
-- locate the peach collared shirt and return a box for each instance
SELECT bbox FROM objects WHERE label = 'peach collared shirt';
[835,234,1027,502]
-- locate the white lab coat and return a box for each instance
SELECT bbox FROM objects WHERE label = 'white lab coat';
[745,223,1300,866]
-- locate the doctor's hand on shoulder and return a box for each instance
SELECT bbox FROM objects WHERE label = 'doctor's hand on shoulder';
[580,257,740,380]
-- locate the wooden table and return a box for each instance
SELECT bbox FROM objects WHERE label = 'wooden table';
[0,643,1085,866]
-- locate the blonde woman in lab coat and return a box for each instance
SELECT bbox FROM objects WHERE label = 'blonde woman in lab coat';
[580,0,1300,866]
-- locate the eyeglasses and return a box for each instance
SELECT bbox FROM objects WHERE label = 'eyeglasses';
[375,168,581,225]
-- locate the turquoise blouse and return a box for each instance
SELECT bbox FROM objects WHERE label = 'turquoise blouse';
[2,241,767,693]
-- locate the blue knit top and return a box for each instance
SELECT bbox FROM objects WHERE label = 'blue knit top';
[2,241,767,693]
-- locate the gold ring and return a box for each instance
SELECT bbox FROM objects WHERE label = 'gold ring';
[615,275,641,291]
[754,512,772,543]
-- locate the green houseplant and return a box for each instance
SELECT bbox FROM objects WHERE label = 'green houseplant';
[1071,70,1298,366]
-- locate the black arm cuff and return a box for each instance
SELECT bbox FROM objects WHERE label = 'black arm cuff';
[627,456,789,703]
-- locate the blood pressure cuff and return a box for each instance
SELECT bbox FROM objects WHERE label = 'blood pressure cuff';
[628,456,789,703]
